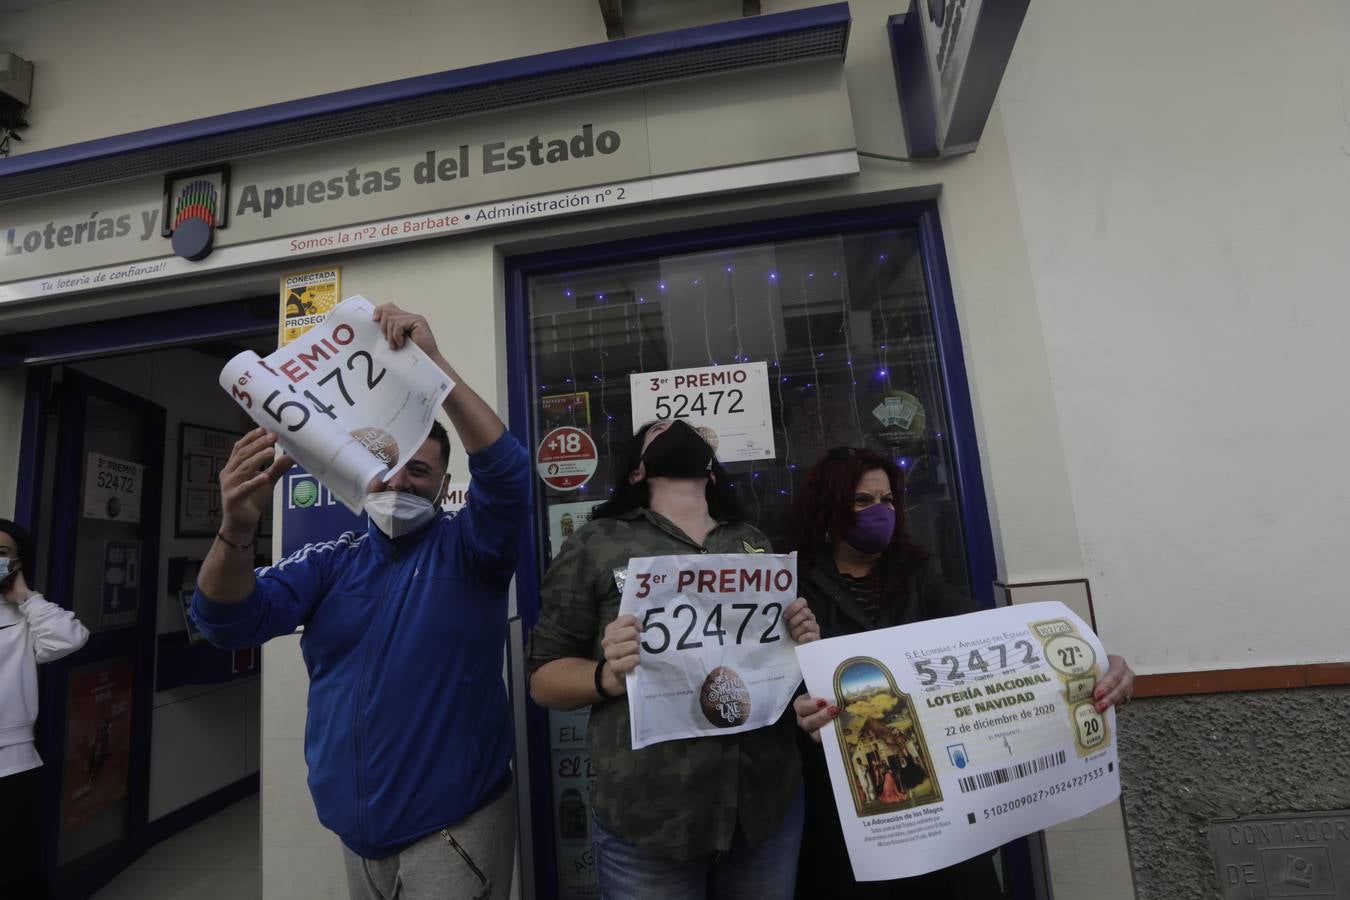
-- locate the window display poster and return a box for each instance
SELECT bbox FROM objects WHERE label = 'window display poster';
[629,362,775,463]
[547,500,598,556]
[100,540,141,630]
[82,452,144,523]
[62,660,134,831]
[541,392,592,433]
[550,707,599,900]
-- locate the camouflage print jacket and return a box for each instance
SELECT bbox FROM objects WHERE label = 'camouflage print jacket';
[526,508,803,861]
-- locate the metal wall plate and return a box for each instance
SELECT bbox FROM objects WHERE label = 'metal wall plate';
[1210,811,1350,898]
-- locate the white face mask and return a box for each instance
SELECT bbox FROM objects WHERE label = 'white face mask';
[365,491,438,538]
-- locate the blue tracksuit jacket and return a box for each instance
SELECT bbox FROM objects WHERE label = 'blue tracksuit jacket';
[192,431,530,857]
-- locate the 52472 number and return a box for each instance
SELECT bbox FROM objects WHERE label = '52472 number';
[653,390,744,419]
[95,472,136,492]
[641,602,781,655]
[913,641,1040,685]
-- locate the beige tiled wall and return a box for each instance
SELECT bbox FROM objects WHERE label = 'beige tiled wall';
[260,635,349,900]
[1044,801,1135,900]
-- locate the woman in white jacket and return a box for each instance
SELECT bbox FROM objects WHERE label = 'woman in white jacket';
[1,519,89,900]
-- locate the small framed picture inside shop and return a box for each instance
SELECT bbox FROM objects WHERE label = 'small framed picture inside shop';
[174,423,236,537]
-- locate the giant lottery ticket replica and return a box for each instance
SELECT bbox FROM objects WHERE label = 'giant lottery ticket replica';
[619,553,803,749]
[219,296,453,511]
[795,601,1120,881]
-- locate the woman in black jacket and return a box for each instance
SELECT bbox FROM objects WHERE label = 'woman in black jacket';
[786,448,1134,899]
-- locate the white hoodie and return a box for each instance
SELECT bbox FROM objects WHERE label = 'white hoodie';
[0,593,89,778]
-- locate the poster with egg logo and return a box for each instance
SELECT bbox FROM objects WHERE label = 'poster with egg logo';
[618,552,802,749]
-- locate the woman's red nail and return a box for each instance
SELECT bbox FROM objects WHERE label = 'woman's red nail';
[1096,702,1108,713]
[816,699,827,708]
[828,706,839,716]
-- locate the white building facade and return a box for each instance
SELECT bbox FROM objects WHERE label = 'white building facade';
[2,2,1346,898]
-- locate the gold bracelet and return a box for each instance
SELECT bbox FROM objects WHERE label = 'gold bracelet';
[215,532,254,552]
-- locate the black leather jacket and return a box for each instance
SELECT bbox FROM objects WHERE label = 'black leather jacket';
[798,549,979,639]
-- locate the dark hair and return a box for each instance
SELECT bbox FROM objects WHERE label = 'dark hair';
[591,420,744,522]
[0,518,36,581]
[427,420,451,470]
[788,449,928,573]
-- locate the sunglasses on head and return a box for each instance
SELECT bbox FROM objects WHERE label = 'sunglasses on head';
[828,447,860,460]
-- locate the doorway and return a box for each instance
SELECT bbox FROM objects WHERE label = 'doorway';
[8,298,275,899]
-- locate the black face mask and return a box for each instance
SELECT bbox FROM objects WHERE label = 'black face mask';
[641,421,714,480]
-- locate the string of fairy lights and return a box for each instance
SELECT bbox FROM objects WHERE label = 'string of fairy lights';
[531,240,948,542]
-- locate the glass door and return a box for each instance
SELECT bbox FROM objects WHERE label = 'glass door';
[37,368,165,898]
[520,228,975,582]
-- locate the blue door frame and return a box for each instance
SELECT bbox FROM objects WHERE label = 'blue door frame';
[503,199,1026,899]
[34,368,166,898]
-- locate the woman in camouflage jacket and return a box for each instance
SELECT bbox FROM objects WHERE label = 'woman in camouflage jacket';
[528,419,820,900]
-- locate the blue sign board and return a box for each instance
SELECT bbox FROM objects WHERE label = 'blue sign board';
[889,0,1030,158]
[279,465,367,557]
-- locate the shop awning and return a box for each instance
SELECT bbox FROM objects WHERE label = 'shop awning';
[0,3,850,202]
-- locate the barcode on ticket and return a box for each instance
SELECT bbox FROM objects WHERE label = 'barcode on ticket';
[958,750,1067,793]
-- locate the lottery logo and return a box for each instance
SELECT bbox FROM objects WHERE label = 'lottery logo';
[290,478,319,509]
[350,427,400,467]
[700,666,751,728]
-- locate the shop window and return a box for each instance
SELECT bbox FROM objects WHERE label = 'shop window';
[523,226,974,599]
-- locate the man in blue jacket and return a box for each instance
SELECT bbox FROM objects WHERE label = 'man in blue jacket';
[193,302,530,900]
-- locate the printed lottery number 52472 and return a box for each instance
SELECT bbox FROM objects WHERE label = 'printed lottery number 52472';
[651,389,745,419]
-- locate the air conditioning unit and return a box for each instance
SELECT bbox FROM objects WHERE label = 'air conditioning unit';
[0,53,34,124]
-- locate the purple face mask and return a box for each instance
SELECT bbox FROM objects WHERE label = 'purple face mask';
[843,503,896,555]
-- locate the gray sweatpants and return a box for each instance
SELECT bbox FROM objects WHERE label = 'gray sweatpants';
[342,779,516,900]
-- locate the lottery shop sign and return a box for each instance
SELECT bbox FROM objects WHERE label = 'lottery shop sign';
[536,426,597,491]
